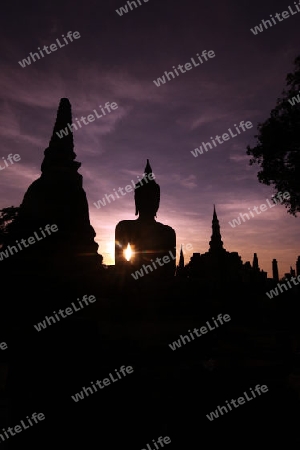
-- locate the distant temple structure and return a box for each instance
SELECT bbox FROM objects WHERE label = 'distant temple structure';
[5,98,102,282]
[272,259,279,282]
[186,205,267,284]
[115,160,176,278]
[175,246,185,277]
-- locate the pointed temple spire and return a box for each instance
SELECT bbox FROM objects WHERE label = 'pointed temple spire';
[272,259,279,282]
[9,97,102,283]
[135,159,160,218]
[175,245,185,277]
[252,253,259,271]
[213,204,217,220]
[209,204,224,252]
[41,98,80,173]
[179,245,184,268]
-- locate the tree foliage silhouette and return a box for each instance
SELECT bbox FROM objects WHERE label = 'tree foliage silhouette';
[0,206,19,246]
[247,55,300,216]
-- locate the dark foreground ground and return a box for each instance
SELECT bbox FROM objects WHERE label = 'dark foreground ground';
[0,275,300,448]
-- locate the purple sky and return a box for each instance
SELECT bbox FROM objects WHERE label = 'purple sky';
[1,0,300,277]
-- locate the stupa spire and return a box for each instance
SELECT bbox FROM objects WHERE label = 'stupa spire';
[253,253,259,271]
[213,204,217,219]
[209,204,224,252]
[179,245,184,268]
[41,98,80,172]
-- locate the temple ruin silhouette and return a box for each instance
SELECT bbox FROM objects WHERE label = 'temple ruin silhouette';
[185,205,267,285]
[3,98,102,287]
[1,97,299,291]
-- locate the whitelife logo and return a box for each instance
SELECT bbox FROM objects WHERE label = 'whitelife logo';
[0,224,58,261]
[265,275,300,299]
[191,120,253,157]
[55,102,118,139]
[141,435,171,450]
[153,50,215,87]
[0,412,45,444]
[18,31,81,68]
[206,385,269,421]
[0,153,21,170]
[250,2,300,35]
[33,295,97,332]
[169,314,231,351]
[93,172,155,210]
[288,90,300,106]
[228,192,290,228]
[131,244,193,280]
[116,0,149,16]
[71,365,134,402]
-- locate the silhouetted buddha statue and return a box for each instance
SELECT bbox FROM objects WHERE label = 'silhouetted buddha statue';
[115,160,176,278]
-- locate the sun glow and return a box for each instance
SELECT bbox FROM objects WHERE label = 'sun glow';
[104,241,115,265]
[124,243,132,261]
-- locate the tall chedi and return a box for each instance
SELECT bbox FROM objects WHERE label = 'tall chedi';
[186,204,243,283]
[4,98,102,284]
